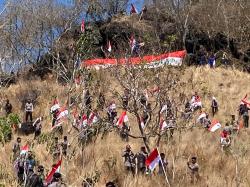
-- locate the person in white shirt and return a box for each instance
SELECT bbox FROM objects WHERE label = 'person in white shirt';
[25,99,34,122]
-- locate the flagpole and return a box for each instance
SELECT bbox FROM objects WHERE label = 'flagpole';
[157,148,170,187]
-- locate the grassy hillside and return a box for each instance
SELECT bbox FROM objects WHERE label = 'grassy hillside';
[1,67,250,187]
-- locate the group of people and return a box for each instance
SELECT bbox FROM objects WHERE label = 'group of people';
[121,145,200,183]
[195,46,229,68]
[12,137,65,187]
[3,76,250,187]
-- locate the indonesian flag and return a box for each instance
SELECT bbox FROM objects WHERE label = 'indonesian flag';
[57,107,69,120]
[88,112,98,125]
[107,40,112,52]
[241,94,250,106]
[208,119,221,132]
[81,19,85,33]
[20,144,29,155]
[45,159,62,184]
[197,113,206,123]
[116,111,129,127]
[81,114,88,127]
[145,148,161,171]
[130,4,138,14]
[83,50,186,69]
[160,118,168,131]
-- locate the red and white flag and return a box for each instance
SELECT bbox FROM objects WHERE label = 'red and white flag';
[116,111,129,127]
[160,118,168,131]
[130,4,138,14]
[241,94,250,106]
[81,114,88,127]
[88,112,98,125]
[81,19,85,33]
[20,144,29,155]
[45,159,62,184]
[57,107,69,120]
[145,148,161,171]
[107,40,112,52]
[208,119,221,132]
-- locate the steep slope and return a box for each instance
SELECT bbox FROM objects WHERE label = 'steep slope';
[0,67,250,187]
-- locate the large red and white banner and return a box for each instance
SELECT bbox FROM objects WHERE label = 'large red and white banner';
[83,50,186,69]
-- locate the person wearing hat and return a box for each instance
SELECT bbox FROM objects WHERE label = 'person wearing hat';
[187,157,200,183]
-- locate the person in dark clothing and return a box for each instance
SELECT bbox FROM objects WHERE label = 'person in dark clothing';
[4,99,12,115]
[84,89,92,116]
[52,109,60,127]
[13,137,21,161]
[106,181,116,187]
[52,137,61,161]
[61,136,69,157]
[211,97,218,116]
[142,103,152,124]
[242,104,250,128]
[135,146,148,174]
[122,145,135,175]
[33,117,43,139]
[97,92,105,110]
[158,153,168,176]
[48,172,63,187]
[238,103,245,116]
[122,90,129,109]
[26,166,44,187]
[16,154,25,184]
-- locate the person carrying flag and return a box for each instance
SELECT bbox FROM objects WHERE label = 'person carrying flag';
[242,103,250,128]
[135,146,148,174]
[158,153,168,176]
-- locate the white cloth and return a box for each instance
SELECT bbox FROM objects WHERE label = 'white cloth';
[25,103,33,112]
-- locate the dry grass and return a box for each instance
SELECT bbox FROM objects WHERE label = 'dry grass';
[1,67,250,187]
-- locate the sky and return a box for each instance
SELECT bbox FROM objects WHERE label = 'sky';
[0,0,144,8]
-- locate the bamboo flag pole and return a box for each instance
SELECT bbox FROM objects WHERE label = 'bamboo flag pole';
[157,147,170,187]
